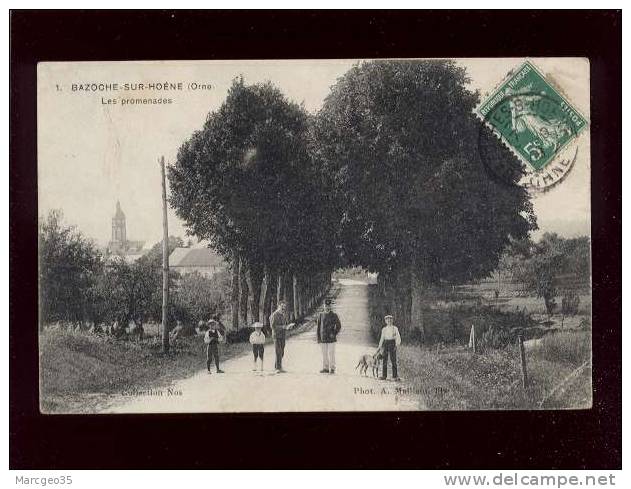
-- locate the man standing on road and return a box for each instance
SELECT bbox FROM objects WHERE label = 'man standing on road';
[316,298,342,374]
[270,300,293,373]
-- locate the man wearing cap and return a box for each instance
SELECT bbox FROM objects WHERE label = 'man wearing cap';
[378,314,402,381]
[269,300,294,373]
[316,299,342,374]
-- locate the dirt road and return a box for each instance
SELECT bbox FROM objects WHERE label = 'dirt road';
[107,279,422,413]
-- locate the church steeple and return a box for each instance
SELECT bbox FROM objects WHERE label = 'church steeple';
[111,200,127,244]
[107,201,145,258]
[114,200,125,220]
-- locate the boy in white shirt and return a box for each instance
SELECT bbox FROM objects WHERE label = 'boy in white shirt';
[378,314,402,381]
[249,322,266,371]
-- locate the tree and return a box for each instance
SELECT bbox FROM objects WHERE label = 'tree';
[94,237,184,336]
[172,270,230,325]
[312,60,537,335]
[38,210,103,330]
[169,78,336,328]
[96,255,162,334]
[511,233,590,316]
[145,236,184,263]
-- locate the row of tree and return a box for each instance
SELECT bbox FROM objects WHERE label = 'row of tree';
[168,60,537,338]
[169,78,337,329]
[39,211,229,333]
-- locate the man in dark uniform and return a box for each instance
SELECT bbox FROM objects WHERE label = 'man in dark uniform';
[316,299,342,374]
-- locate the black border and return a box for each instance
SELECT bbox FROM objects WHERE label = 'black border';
[10,10,622,469]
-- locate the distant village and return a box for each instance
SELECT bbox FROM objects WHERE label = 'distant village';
[105,201,225,278]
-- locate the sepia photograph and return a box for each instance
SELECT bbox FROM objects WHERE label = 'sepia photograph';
[37,57,592,414]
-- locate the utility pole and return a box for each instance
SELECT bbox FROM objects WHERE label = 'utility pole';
[160,156,170,354]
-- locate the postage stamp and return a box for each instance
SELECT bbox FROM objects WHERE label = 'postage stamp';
[476,61,588,191]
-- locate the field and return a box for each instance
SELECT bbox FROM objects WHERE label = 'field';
[368,282,592,410]
[397,330,592,410]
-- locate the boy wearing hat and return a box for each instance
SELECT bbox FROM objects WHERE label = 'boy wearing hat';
[316,298,342,374]
[378,314,401,381]
[249,322,266,371]
[204,320,225,374]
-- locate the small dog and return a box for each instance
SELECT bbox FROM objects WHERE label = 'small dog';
[355,349,384,377]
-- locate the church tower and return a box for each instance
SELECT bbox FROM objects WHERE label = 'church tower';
[107,201,145,258]
[111,201,127,248]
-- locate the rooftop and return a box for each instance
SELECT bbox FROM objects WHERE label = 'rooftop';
[169,247,225,268]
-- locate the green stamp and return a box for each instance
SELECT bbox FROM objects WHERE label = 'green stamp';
[476,61,588,176]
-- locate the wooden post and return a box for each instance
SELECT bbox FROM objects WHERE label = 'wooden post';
[518,335,528,388]
[160,156,170,354]
[468,324,476,354]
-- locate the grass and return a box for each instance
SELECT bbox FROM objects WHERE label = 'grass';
[397,330,592,410]
[39,330,252,413]
[365,282,592,410]
[531,330,591,365]
[39,287,336,414]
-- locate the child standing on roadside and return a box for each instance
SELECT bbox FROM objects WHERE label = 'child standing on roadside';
[204,320,224,374]
[378,314,402,381]
[249,322,266,372]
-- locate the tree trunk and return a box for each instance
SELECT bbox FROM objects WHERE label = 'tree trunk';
[293,274,300,320]
[285,273,295,321]
[378,271,393,317]
[390,268,411,331]
[230,250,240,330]
[277,272,284,304]
[305,275,312,312]
[239,260,249,325]
[410,268,426,343]
[261,266,273,327]
[269,269,277,313]
[246,263,263,323]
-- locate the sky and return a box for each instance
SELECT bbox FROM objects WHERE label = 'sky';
[37,58,590,248]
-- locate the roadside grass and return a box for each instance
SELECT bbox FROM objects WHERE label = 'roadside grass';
[39,331,251,413]
[366,282,591,410]
[39,286,336,414]
[531,330,591,365]
[397,330,592,410]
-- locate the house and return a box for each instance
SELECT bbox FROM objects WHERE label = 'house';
[169,247,226,278]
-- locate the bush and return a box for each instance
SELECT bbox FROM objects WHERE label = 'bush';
[578,317,591,330]
[173,271,231,324]
[479,325,515,350]
[421,304,535,346]
[533,331,591,366]
[226,326,254,344]
[561,293,580,316]
[169,322,197,344]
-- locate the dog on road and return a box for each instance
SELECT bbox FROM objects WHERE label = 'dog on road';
[355,349,383,377]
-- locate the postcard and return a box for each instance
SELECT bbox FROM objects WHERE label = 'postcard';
[37,58,591,413]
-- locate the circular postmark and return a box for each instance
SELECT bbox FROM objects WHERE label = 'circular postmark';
[477,92,581,194]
